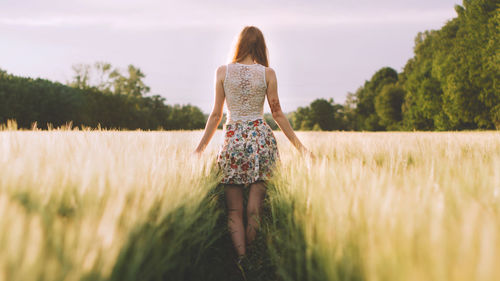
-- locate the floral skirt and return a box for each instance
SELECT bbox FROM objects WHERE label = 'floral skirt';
[216,118,280,186]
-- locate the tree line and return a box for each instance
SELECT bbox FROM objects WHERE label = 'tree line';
[0,62,206,130]
[0,0,497,131]
[290,0,498,131]
[397,0,499,130]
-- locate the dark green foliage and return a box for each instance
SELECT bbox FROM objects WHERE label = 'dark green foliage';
[323,0,498,131]
[375,84,405,130]
[354,67,399,131]
[0,70,87,128]
[401,0,499,130]
[0,66,206,130]
[287,68,402,132]
[287,0,498,132]
[291,106,314,131]
[290,98,349,131]
[309,99,338,131]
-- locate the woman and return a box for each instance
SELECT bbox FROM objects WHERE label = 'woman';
[194,25,313,273]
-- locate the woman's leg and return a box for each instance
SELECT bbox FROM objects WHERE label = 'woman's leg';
[246,180,267,246]
[225,184,246,256]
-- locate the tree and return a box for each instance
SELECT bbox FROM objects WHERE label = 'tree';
[342,92,358,130]
[354,67,399,130]
[68,63,91,89]
[110,65,150,97]
[309,98,336,130]
[290,98,348,131]
[68,62,150,97]
[0,65,207,130]
[291,106,313,130]
[375,84,405,129]
[400,0,498,130]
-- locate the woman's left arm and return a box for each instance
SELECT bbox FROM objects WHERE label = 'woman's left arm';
[194,65,226,155]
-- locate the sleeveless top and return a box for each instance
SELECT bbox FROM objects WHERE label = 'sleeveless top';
[223,62,267,124]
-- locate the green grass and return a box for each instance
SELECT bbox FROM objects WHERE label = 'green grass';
[0,124,499,281]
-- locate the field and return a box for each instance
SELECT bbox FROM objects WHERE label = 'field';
[0,122,499,281]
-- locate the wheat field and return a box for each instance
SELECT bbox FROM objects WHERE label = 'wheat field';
[0,121,499,281]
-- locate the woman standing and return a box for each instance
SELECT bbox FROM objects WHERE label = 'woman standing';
[194,26,313,275]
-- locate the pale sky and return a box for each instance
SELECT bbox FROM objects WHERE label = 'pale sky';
[0,0,461,114]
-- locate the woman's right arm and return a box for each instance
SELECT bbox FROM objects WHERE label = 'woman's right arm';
[265,67,312,157]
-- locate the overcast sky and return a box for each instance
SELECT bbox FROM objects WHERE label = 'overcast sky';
[0,0,462,114]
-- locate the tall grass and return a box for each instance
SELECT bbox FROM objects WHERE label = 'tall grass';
[0,124,226,281]
[266,131,500,281]
[1,121,499,281]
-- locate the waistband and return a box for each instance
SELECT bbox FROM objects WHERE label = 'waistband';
[223,118,265,129]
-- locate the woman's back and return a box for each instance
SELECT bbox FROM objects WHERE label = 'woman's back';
[223,63,267,124]
[194,26,311,271]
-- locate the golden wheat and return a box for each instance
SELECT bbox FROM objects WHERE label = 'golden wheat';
[0,124,499,281]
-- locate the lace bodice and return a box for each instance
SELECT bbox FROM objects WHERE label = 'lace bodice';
[223,63,267,124]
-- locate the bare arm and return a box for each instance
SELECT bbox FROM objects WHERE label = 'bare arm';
[194,65,226,154]
[265,67,312,156]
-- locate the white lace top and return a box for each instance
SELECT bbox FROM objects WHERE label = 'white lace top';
[223,62,267,124]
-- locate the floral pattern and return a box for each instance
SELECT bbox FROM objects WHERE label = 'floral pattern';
[216,118,280,186]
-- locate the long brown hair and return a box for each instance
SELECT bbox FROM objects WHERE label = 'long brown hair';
[231,26,269,67]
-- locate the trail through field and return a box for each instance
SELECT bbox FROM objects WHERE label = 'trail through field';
[107,182,278,281]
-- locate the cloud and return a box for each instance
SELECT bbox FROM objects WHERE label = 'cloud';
[0,0,460,30]
[0,8,456,29]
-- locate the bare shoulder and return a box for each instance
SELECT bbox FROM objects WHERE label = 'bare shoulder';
[265,67,276,84]
[216,65,227,79]
[217,64,227,73]
[265,66,276,77]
